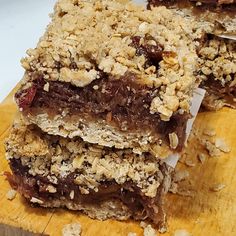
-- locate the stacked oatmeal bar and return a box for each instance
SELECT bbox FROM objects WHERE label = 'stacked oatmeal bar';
[5,0,201,231]
[148,0,236,110]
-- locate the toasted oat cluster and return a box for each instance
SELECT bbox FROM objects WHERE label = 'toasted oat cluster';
[198,36,236,110]
[198,37,236,85]
[20,0,199,119]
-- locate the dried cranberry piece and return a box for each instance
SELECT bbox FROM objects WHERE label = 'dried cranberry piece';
[15,85,37,110]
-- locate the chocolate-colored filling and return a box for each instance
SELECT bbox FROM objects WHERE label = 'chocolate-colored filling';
[7,158,167,226]
[148,0,236,13]
[15,76,187,150]
[200,75,236,106]
[15,34,189,150]
[15,74,188,150]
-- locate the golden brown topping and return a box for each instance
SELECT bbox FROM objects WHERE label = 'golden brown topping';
[21,0,199,120]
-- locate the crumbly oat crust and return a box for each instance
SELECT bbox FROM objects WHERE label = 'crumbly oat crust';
[23,111,172,159]
[6,121,171,198]
[20,0,199,120]
[40,198,132,221]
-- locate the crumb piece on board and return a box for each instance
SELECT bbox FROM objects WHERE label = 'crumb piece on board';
[128,233,137,236]
[169,182,178,194]
[140,221,147,228]
[159,225,167,234]
[194,218,200,224]
[173,170,189,182]
[210,183,226,192]
[203,127,216,137]
[203,137,230,157]
[215,138,231,153]
[144,225,157,236]
[179,153,187,163]
[176,188,195,197]
[140,222,157,236]
[173,229,192,236]
[204,140,221,157]
[198,153,206,163]
[185,158,196,167]
[6,189,17,200]
[62,223,82,236]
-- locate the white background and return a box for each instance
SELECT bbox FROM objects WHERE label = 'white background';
[0,0,145,102]
[0,0,55,102]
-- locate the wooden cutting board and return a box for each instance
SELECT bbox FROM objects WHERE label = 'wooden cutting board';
[0,87,236,236]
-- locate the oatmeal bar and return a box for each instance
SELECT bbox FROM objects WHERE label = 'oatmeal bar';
[5,121,172,230]
[148,0,236,33]
[197,35,236,110]
[148,0,236,11]
[148,0,236,110]
[15,0,199,158]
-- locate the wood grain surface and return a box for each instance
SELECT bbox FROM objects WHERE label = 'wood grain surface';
[0,88,235,236]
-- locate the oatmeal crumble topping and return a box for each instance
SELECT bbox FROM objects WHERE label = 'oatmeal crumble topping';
[198,37,236,86]
[20,0,199,121]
